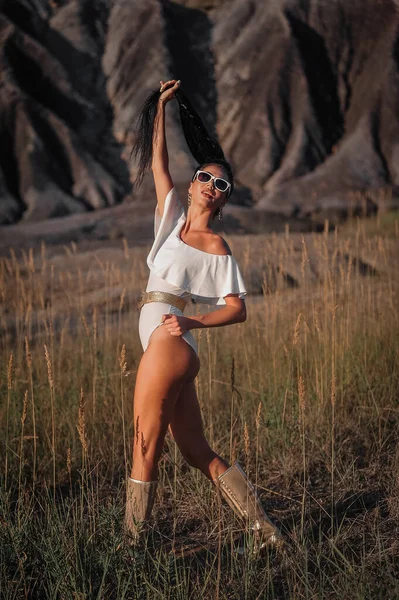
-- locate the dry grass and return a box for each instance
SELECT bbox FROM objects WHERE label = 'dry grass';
[0,210,399,599]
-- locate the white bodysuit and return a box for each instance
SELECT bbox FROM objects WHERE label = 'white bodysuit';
[138,187,247,355]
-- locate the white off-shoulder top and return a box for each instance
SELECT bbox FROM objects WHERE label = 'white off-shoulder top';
[146,187,247,306]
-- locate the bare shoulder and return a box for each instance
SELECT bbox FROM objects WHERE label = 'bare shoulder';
[208,234,232,256]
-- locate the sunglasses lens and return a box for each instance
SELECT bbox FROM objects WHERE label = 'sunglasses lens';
[197,172,212,183]
[215,179,228,192]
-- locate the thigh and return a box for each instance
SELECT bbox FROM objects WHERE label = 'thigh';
[133,327,200,441]
[168,379,211,456]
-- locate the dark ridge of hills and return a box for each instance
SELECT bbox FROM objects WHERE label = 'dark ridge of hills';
[0,0,132,225]
[0,0,399,233]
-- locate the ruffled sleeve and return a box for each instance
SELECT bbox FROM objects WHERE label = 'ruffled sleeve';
[189,254,247,306]
[153,187,184,239]
[147,187,184,266]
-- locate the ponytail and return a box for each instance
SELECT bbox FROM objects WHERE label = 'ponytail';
[130,90,161,190]
[131,86,233,196]
[174,89,225,164]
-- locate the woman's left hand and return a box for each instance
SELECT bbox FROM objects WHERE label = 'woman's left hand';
[161,313,191,336]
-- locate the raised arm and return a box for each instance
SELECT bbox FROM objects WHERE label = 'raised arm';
[152,79,180,217]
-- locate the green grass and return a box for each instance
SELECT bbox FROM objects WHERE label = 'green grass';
[1,212,398,599]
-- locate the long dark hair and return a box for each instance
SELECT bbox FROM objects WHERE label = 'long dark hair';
[131,87,234,202]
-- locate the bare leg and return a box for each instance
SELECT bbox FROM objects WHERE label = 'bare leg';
[169,379,229,481]
[130,325,200,482]
[168,382,284,550]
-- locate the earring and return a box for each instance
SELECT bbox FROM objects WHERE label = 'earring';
[218,207,223,221]
[188,191,192,207]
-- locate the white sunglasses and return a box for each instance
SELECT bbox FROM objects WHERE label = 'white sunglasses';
[193,170,231,194]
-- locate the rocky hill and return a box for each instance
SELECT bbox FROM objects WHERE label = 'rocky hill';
[1,0,398,228]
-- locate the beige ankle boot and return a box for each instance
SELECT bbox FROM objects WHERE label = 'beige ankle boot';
[215,462,283,551]
[124,477,158,544]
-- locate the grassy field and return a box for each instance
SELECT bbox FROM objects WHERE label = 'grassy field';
[1,211,398,599]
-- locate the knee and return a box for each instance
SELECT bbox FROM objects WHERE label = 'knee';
[181,446,215,472]
[182,450,200,470]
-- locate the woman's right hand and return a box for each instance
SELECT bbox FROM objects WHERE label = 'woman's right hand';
[159,79,180,104]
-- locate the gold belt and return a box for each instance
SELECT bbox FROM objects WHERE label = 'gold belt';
[137,291,188,312]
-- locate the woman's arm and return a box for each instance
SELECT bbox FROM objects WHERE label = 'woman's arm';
[152,79,180,217]
[186,296,247,330]
[161,296,246,337]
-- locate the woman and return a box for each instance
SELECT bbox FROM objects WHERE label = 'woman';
[125,79,283,553]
